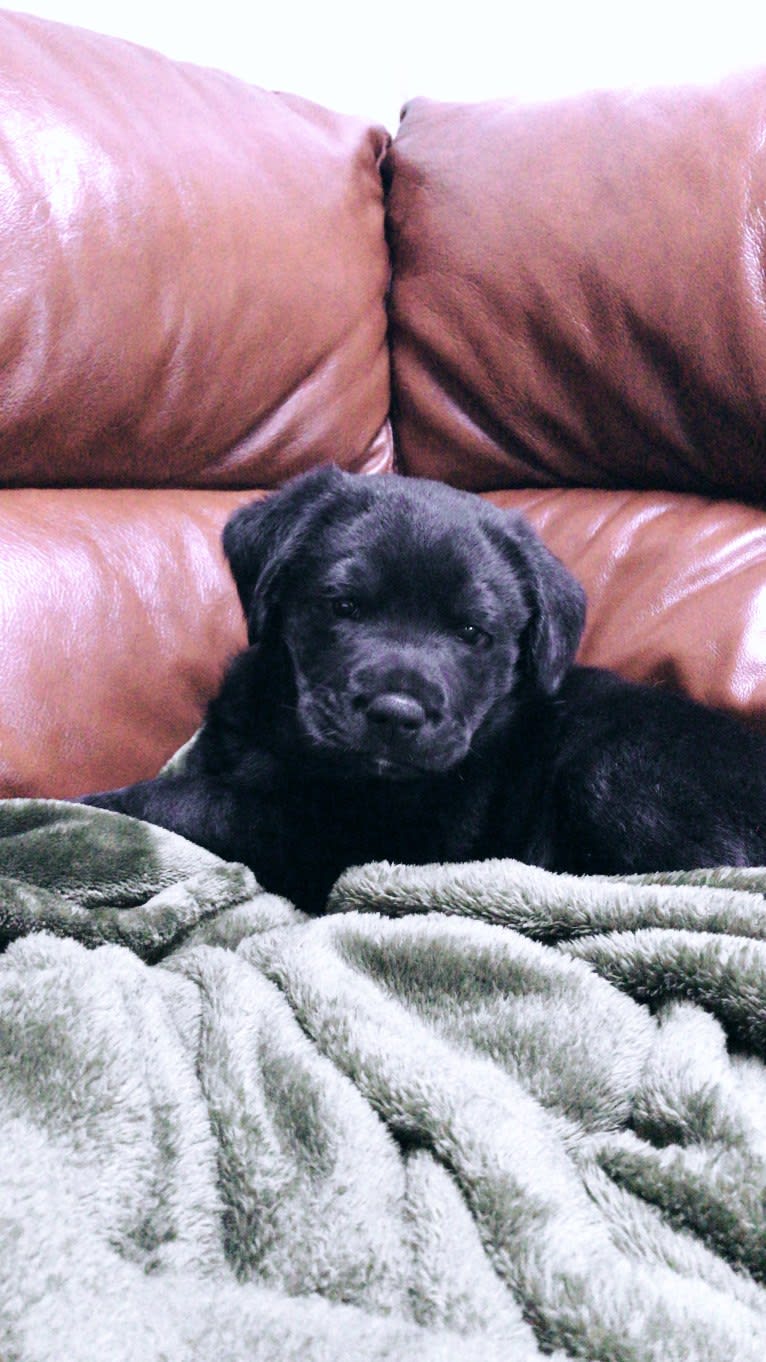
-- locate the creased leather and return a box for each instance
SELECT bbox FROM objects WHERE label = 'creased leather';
[490,488,766,727]
[387,86,766,497]
[3,18,766,797]
[0,12,392,486]
[0,489,251,796]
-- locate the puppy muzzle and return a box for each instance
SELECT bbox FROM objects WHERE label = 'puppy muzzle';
[347,670,468,774]
[296,656,471,776]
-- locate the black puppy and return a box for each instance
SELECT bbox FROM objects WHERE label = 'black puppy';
[82,467,766,913]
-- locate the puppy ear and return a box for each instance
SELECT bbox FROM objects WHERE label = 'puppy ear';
[223,465,347,642]
[486,511,586,694]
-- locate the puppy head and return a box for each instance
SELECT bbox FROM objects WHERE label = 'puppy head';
[223,469,585,778]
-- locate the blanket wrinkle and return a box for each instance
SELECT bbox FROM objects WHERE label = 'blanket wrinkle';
[4,798,766,1359]
[561,928,766,1048]
[327,856,766,943]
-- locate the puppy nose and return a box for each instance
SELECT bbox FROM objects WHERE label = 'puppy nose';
[366,692,426,733]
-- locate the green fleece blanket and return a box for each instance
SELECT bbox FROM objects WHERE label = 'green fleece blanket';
[3,800,766,1361]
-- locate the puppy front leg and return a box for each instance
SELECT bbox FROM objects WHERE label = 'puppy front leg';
[78,775,242,865]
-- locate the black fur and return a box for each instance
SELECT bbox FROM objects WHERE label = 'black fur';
[82,468,766,913]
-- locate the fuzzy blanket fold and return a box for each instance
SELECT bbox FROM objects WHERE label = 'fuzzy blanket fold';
[3,799,766,1361]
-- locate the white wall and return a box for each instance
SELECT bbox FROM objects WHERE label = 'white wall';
[11,0,766,131]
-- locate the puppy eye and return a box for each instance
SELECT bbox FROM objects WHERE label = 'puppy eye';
[332,598,361,620]
[457,623,491,646]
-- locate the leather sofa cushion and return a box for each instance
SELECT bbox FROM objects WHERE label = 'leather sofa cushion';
[0,12,391,487]
[494,489,766,728]
[1,485,764,799]
[0,490,248,797]
[387,85,766,497]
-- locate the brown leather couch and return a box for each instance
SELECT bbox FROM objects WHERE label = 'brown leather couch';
[2,9,766,802]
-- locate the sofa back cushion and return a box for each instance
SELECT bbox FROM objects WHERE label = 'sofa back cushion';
[0,11,392,487]
[386,84,766,497]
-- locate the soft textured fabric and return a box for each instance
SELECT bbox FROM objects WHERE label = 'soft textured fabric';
[3,799,766,1359]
